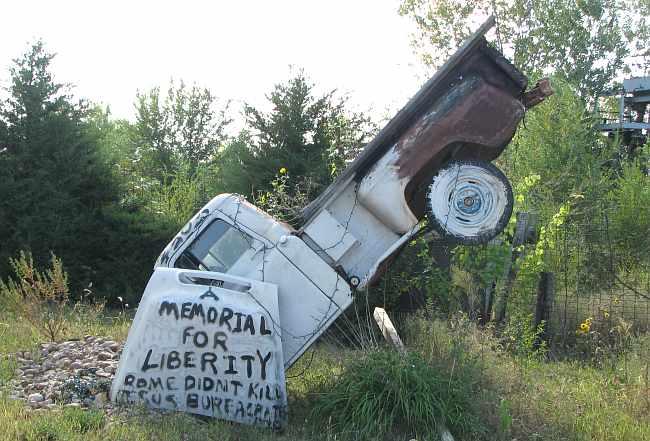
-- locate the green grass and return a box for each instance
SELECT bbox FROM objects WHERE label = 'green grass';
[1,307,649,440]
[312,348,486,440]
[0,397,309,441]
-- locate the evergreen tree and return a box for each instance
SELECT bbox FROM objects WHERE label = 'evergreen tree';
[0,41,117,289]
[218,72,375,199]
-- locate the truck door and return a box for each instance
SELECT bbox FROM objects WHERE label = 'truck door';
[111,267,288,428]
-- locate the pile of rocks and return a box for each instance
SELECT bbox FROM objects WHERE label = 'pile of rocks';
[7,335,123,412]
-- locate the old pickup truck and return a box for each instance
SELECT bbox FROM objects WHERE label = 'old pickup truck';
[111,17,552,428]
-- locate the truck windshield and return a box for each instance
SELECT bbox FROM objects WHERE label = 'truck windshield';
[174,219,252,273]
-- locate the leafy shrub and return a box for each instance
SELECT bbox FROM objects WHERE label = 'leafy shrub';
[255,169,317,226]
[311,348,483,440]
[0,251,69,341]
[607,160,650,267]
[501,312,548,361]
[142,161,221,229]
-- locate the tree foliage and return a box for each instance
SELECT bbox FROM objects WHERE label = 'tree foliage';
[0,43,182,302]
[132,80,231,183]
[399,0,645,96]
[218,72,375,199]
[502,80,608,217]
[0,41,118,287]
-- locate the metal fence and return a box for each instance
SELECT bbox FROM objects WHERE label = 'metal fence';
[538,217,650,345]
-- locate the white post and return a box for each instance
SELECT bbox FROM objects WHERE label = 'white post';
[373,307,405,353]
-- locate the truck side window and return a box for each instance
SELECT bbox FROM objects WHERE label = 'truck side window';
[174,219,252,273]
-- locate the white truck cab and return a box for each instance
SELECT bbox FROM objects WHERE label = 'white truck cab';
[154,194,353,368]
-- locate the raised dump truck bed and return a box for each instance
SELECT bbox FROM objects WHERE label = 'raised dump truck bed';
[301,17,530,225]
[298,17,551,289]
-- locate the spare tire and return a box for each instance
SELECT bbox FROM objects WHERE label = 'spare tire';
[426,160,513,245]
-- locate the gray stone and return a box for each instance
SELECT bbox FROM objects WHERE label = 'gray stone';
[94,393,107,407]
[8,335,126,412]
[27,393,44,402]
[101,341,120,352]
[97,351,114,361]
[55,359,70,369]
[51,352,67,362]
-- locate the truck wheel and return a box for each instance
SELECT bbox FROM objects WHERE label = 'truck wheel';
[426,160,513,245]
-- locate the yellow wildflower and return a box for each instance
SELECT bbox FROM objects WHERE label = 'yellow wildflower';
[279,167,287,175]
[577,317,592,335]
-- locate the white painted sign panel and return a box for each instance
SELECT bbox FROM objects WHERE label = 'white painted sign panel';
[111,268,287,429]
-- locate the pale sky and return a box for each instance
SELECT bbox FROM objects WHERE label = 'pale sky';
[0,0,427,122]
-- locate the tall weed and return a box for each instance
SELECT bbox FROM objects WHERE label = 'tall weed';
[0,251,70,341]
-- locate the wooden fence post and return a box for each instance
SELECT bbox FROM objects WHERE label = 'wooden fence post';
[533,271,554,347]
